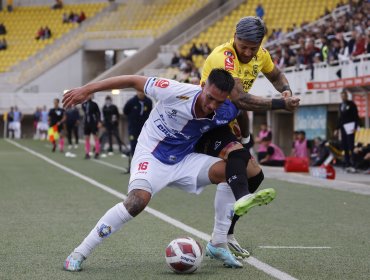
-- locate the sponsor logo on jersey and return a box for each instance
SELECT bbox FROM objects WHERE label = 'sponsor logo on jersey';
[214,141,222,150]
[252,65,259,77]
[200,125,210,133]
[176,95,190,100]
[224,50,235,59]
[154,79,170,88]
[216,119,229,125]
[97,223,112,238]
[225,57,234,71]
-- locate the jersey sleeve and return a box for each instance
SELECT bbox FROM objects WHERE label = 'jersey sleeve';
[260,47,275,74]
[201,48,239,83]
[144,77,198,103]
[144,77,180,101]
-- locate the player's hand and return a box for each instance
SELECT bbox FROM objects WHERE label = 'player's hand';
[281,90,292,98]
[62,87,91,109]
[284,97,300,111]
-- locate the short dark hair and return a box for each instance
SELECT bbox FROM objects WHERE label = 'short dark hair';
[207,68,235,93]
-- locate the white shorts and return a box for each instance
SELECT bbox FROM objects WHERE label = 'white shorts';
[37,122,49,131]
[128,145,222,196]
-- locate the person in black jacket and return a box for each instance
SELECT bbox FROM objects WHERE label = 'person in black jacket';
[65,107,80,149]
[101,95,124,155]
[82,97,101,159]
[334,90,360,169]
[123,90,152,157]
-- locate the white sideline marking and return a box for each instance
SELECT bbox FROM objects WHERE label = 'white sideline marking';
[7,139,297,280]
[92,158,128,173]
[259,246,331,249]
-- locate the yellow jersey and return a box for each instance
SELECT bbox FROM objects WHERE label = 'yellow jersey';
[201,39,274,92]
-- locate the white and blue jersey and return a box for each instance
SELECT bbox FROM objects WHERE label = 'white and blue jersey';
[137,77,238,165]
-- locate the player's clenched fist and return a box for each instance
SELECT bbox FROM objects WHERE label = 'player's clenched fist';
[284,97,300,112]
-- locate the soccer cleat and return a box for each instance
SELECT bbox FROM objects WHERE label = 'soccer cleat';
[205,242,243,268]
[233,188,276,216]
[85,153,90,159]
[64,252,85,272]
[227,234,250,258]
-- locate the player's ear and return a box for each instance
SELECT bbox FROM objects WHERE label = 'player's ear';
[201,82,205,88]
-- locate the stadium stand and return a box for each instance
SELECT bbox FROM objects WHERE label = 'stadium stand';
[87,0,209,39]
[178,0,348,70]
[0,2,107,73]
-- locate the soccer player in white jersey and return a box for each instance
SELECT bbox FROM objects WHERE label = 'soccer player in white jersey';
[62,69,300,271]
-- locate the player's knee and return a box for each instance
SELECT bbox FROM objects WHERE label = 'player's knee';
[124,189,151,217]
[248,170,264,193]
[227,148,251,163]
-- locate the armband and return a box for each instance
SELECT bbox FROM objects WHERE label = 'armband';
[281,85,292,92]
[271,99,286,110]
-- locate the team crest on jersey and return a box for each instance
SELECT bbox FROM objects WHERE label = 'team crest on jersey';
[224,50,235,59]
[97,224,112,238]
[155,79,170,88]
[165,109,177,119]
[225,57,234,71]
[176,95,190,100]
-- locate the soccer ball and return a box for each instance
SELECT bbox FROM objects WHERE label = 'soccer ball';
[165,237,203,274]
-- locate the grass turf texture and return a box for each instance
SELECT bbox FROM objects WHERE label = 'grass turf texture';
[1,139,370,279]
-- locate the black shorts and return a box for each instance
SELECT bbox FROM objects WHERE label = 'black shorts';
[195,125,239,157]
[84,123,98,135]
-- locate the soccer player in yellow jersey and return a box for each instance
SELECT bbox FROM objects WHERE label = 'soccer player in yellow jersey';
[196,16,296,264]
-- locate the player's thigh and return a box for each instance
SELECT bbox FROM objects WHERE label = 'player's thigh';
[196,125,242,160]
[172,153,222,194]
[129,146,171,196]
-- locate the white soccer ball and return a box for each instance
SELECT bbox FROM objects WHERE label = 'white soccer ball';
[165,237,203,274]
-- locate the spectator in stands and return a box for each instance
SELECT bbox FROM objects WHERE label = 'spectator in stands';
[43,26,52,39]
[52,0,63,10]
[320,36,329,63]
[0,38,7,50]
[6,0,13,12]
[351,32,366,57]
[189,43,201,57]
[62,13,69,24]
[291,130,310,159]
[77,11,86,24]
[337,37,350,61]
[347,30,357,55]
[367,32,370,54]
[334,90,360,171]
[170,52,180,67]
[200,43,211,56]
[259,137,286,166]
[255,3,265,19]
[0,23,6,35]
[35,27,45,40]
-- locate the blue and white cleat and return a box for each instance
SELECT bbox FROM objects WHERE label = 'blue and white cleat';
[64,252,86,272]
[234,188,276,216]
[205,242,243,268]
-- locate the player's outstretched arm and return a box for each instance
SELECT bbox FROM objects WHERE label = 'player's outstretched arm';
[230,78,300,112]
[264,66,293,98]
[62,75,148,108]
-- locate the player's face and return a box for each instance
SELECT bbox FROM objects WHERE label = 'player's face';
[233,35,261,64]
[200,83,228,115]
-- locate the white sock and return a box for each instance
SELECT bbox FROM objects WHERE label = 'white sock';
[74,202,133,258]
[211,183,235,245]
